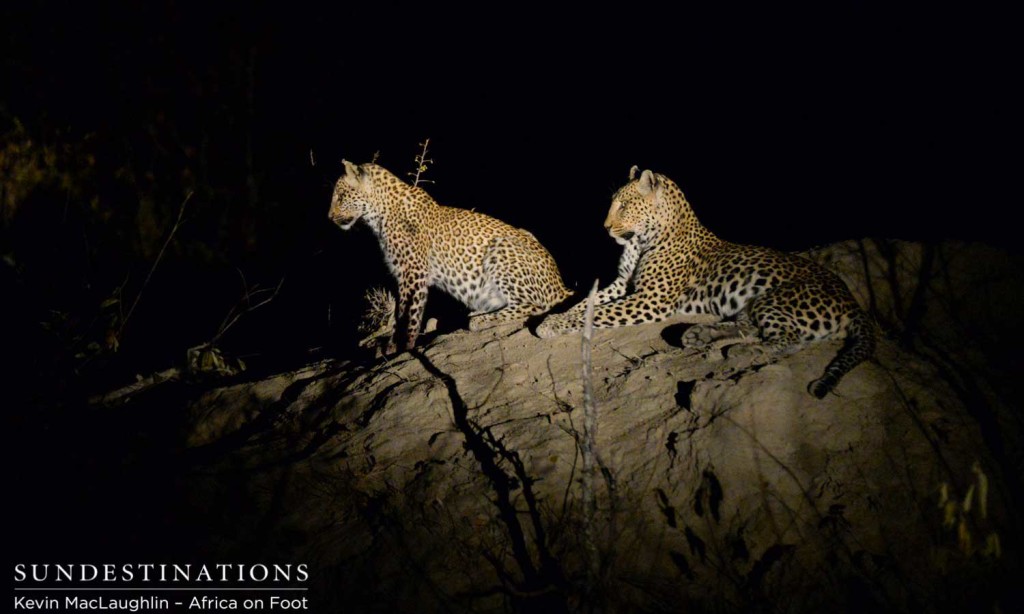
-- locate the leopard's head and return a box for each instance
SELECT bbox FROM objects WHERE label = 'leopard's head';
[604,166,676,246]
[329,160,375,230]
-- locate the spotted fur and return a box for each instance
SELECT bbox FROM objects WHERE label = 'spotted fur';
[536,167,875,398]
[330,161,571,354]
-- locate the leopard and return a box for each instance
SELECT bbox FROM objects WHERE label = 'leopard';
[329,161,572,355]
[536,166,876,398]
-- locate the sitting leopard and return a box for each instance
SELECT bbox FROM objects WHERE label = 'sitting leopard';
[536,167,875,398]
[330,161,572,354]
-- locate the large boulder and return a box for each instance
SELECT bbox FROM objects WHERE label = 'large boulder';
[181,240,1021,612]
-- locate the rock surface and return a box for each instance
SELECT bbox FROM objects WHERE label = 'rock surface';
[181,240,1022,612]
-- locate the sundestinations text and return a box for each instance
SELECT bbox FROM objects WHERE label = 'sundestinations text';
[14,563,309,584]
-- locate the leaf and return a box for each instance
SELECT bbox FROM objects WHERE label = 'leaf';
[957,519,972,555]
[963,484,975,513]
[973,462,989,520]
[943,501,958,528]
[983,532,1001,558]
[100,297,120,309]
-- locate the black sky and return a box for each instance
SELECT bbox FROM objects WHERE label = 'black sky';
[2,1,1019,376]
[4,3,1016,242]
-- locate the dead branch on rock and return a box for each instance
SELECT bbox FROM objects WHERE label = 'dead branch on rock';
[87,367,182,406]
[581,279,600,598]
[188,274,285,377]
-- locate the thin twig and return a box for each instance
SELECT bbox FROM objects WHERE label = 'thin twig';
[211,277,285,344]
[581,278,600,599]
[408,138,434,187]
[114,270,130,329]
[117,191,193,342]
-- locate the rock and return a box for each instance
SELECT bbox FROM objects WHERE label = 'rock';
[181,241,1022,612]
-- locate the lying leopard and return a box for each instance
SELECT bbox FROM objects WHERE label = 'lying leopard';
[330,161,571,354]
[537,167,875,398]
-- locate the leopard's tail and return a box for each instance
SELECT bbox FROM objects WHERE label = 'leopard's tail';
[808,308,876,399]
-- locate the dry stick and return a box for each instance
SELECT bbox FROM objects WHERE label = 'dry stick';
[409,138,433,187]
[88,367,182,406]
[211,277,285,344]
[117,191,193,342]
[581,279,600,601]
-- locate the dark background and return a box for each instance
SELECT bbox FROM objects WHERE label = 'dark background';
[3,2,1018,392]
[3,0,1018,583]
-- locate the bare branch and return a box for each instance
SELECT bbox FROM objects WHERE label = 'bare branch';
[408,138,435,187]
[211,276,285,344]
[581,278,600,597]
[117,191,193,343]
[88,368,182,406]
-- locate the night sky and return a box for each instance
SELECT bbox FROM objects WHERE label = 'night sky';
[2,2,1018,381]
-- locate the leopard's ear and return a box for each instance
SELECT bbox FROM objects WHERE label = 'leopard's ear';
[629,165,640,181]
[637,169,661,197]
[341,160,368,189]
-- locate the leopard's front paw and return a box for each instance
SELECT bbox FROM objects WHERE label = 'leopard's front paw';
[536,314,577,339]
[535,318,559,339]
